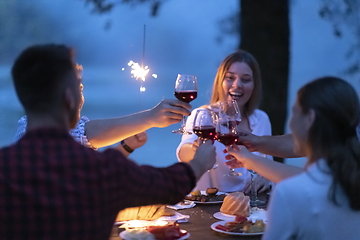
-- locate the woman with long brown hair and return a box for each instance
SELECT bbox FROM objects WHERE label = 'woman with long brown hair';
[229,76,360,239]
[177,50,273,193]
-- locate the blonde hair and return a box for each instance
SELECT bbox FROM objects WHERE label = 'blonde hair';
[210,49,262,116]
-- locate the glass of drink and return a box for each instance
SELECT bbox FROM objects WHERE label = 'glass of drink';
[172,74,198,134]
[248,170,266,207]
[193,108,218,169]
[217,100,242,177]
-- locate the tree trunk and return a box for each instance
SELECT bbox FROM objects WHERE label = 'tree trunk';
[240,0,290,162]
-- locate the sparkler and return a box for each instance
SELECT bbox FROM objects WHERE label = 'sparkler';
[124,25,157,92]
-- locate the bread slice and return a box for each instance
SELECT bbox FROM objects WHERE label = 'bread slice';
[220,191,250,217]
[115,205,175,222]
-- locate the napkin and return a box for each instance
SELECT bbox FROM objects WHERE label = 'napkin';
[157,212,190,223]
[167,201,196,210]
[249,207,267,223]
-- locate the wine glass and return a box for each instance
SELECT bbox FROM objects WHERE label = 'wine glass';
[216,119,240,177]
[216,100,242,177]
[192,108,218,170]
[217,99,241,124]
[248,170,266,207]
[172,74,198,134]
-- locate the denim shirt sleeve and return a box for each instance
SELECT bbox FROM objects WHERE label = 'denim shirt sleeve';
[13,115,28,143]
[69,116,97,150]
[14,115,97,150]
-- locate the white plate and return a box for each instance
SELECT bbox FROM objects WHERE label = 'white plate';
[119,229,190,240]
[213,212,235,221]
[211,220,264,236]
[188,191,227,204]
[213,208,267,222]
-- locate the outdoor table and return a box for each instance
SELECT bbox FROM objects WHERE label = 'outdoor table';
[110,193,269,240]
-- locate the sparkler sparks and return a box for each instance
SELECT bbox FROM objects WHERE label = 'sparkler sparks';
[123,25,157,92]
[125,60,157,92]
[128,61,149,81]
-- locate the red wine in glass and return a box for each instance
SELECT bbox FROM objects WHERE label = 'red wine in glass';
[217,133,238,146]
[216,104,241,178]
[172,74,198,134]
[174,90,198,103]
[193,125,217,141]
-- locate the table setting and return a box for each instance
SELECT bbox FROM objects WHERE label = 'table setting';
[111,190,269,240]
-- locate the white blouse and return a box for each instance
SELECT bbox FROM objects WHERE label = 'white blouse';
[263,159,360,240]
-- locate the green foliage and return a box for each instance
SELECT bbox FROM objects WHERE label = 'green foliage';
[84,0,164,16]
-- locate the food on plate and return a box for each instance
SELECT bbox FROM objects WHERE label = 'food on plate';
[220,191,250,217]
[116,205,175,222]
[215,216,265,233]
[123,221,187,240]
[185,188,226,202]
[243,219,266,233]
[124,228,156,240]
[147,222,187,240]
[206,187,219,195]
[190,190,201,196]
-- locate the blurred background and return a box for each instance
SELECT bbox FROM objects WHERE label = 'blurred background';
[0,0,359,167]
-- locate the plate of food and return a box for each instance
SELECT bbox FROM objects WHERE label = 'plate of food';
[119,221,190,240]
[211,216,265,236]
[184,188,227,204]
[120,229,189,240]
[213,212,236,222]
[114,205,176,224]
[213,207,267,222]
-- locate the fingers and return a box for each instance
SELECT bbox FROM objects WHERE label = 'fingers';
[162,112,188,122]
[135,132,147,141]
[162,99,192,116]
[165,99,192,110]
[257,185,267,193]
[191,139,199,151]
[256,176,270,193]
[224,158,244,168]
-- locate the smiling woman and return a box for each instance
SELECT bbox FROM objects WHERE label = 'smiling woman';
[176,49,274,193]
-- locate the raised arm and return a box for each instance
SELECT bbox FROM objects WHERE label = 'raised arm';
[226,144,304,183]
[85,99,191,148]
[238,132,302,158]
[176,108,199,163]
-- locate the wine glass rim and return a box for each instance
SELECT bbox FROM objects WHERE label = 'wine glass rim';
[177,74,196,77]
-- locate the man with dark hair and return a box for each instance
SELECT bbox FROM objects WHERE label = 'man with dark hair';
[0,44,216,239]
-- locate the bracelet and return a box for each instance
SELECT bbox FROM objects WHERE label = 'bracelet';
[121,140,134,153]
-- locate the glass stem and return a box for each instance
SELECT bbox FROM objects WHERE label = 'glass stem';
[181,116,186,129]
[251,172,258,202]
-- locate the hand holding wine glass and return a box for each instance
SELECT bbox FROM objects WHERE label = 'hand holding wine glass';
[193,108,218,170]
[217,100,242,177]
[172,74,198,134]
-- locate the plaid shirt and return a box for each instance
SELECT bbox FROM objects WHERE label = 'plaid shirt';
[0,128,196,240]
